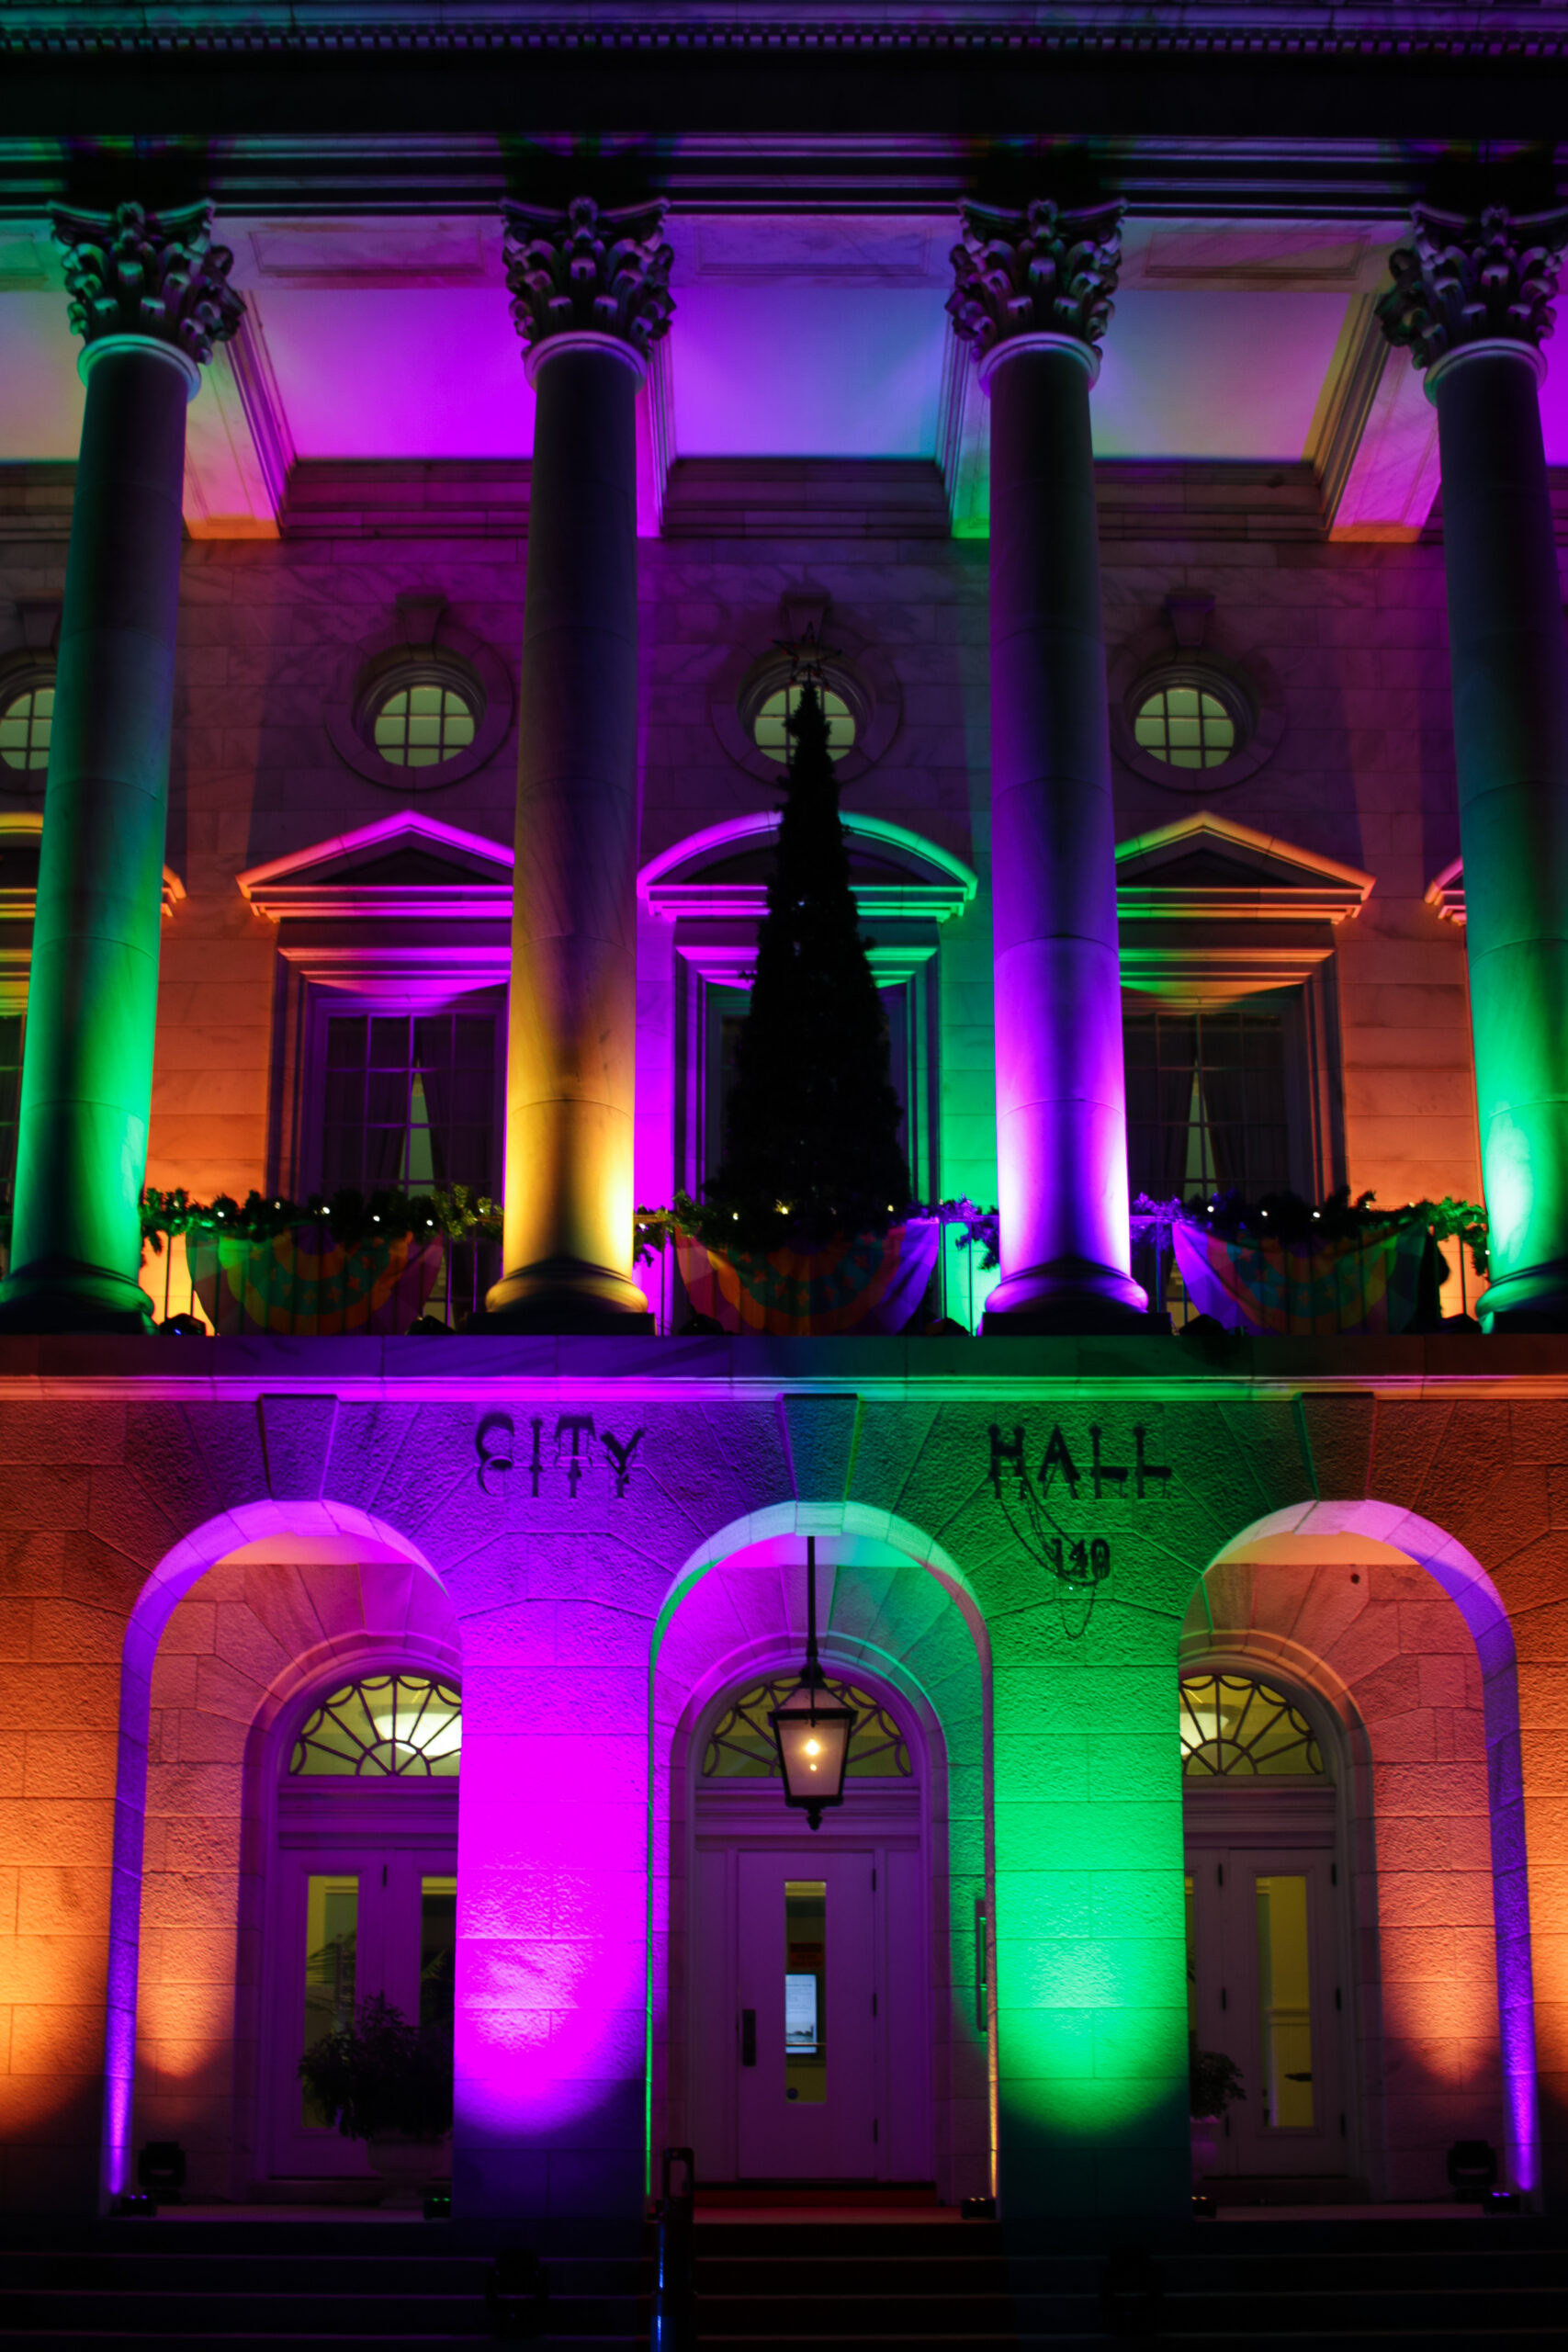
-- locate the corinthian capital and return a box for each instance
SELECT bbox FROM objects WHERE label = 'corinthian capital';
[501,195,673,361]
[1376,204,1568,370]
[947,198,1123,361]
[51,199,244,367]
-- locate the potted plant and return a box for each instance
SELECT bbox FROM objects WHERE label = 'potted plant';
[298,1994,453,2205]
[1190,2048,1246,2189]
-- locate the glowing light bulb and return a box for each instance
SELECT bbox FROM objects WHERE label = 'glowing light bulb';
[805,1738,820,1756]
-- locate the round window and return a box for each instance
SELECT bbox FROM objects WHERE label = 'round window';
[1133,683,1235,771]
[0,684,53,775]
[752,679,856,764]
[371,681,477,771]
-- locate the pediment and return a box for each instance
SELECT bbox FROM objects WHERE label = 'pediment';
[237,811,513,921]
[639,810,977,925]
[1116,811,1374,922]
[1115,811,1373,1008]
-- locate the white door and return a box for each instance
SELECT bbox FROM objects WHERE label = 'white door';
[1187,1844,1345,2177]
[736,1849,879,2180]
[270,1844,457,2178]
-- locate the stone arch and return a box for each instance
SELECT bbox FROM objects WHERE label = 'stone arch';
[1195,1498,1538,2200]
[104,1503,445,2206]
[649,1502,993,2203]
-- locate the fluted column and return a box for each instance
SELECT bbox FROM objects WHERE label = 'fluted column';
[484,198,671,1332]
[0,202,242,1332]
[949,200,1147,1334]
[1379,207,1568,1329]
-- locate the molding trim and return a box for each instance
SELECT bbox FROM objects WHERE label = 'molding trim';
[676,935,938,991]
[1425,854,1466,926]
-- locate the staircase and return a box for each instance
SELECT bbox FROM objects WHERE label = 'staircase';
[3,2209,1566,2346]
[689,2211,1568,2347]
[0,2216,648,2346]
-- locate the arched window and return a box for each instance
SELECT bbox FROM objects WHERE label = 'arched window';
[289,1673,461,1777]
[1179,1671,1325,1779]
[702,1676,911,1780]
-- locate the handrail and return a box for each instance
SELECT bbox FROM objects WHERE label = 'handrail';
[651,2144,696,2351]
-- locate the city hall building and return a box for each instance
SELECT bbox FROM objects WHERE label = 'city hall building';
[3,0,1568,2239]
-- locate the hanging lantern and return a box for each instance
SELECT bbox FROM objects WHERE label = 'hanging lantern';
[768,1537,855,1829]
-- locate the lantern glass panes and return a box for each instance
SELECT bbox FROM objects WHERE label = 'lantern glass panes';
[768,1680,856,1819]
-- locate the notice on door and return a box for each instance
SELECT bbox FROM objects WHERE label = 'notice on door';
[784,1972,819,2054]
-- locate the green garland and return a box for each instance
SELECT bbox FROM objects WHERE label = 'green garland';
[140,1184,502,1256]
[633,1193,1001,1269]
[1132,1187,1489,1277]
[48,1182,1480,1291]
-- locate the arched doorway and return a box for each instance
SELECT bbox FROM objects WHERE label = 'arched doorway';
[265,1669,460,2182]
[1180,1667,1350,2184]
[687,1668,931,2186]
[1189,1501,1539,2203]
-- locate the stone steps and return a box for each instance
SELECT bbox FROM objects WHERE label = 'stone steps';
[2,2210,1565,2348]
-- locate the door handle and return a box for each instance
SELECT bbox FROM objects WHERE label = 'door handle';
[740,2008,757,2067]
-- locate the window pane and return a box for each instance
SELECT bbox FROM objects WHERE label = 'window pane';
[784,1880,827,2105]
[292,1676,462,1777]
[421,1876,458,2035]
[301,1874,357,2128]
[1258,1874,1314,2128]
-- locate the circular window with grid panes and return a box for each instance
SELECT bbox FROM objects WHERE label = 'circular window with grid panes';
[1133,682,1236,772]
[1111,650,1277,793]
[369,677,479,773]
[751,678,857,765]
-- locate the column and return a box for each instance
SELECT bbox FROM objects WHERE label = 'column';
[484,197,671,1333]
[949,200,1148,1334]
[0,202,243,1332]
[1378,205,1568,1329]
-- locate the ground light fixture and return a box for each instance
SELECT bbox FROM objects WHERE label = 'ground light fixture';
[768,1537,855,1828]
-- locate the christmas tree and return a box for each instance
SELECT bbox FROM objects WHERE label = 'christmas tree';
[705,658,911,1251]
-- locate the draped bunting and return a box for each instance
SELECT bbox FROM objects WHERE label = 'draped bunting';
[676,1218,941,1336]
[1171,1217,1428,1337]
[187,1225,446,1336]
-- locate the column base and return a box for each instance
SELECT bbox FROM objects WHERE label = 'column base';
[1479,1261,1568,1334]
[982,1258,1158,1337]
[0,1259,154,1334]
[479,1256,655,1335]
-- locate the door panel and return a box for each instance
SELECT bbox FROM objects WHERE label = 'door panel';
[271,1843,455,2177]
[1187,1843,1343,2177]
[736,1849,878,2179]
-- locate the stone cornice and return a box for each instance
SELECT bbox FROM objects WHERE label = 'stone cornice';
[1376,203,1568,369]
[51,198,244,365]
[948,198,1122,361]
[502,195,672,363]
[0,1327,1556,1406]
[10,8,1568,60]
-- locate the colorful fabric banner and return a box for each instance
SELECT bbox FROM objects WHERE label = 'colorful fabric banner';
[1171,1217,1428,1336]
[187,1225,446,1337]
[676,1218,941,1336]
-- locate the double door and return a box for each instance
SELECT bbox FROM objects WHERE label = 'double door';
[1185,1838,1345,2177]
[270,1835,457,2179]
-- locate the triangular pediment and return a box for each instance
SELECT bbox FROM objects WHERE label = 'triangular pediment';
[238,811,513,919]
[1116,812,1374,916]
